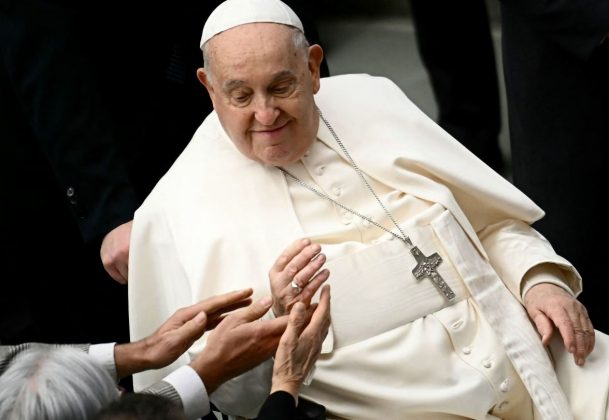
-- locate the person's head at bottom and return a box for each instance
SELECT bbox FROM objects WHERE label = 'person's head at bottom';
[95,393,185,420]
[0,346,119,420]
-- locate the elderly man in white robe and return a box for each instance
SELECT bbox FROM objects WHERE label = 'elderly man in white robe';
[128,0,609,419]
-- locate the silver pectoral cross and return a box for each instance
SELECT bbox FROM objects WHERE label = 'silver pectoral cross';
[411,246,456,301]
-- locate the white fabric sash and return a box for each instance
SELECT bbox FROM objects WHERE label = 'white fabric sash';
[431,210,573,420]
[323,216,469,350]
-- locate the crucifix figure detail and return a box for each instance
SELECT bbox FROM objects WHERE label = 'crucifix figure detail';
[411,246,456,301]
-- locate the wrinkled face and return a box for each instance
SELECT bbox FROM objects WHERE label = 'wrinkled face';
[198,23,323,166]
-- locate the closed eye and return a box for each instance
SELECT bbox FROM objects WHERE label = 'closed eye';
[230,91,253,106]
[270,80,296,96]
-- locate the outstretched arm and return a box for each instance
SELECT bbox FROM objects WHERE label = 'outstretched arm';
[201,238,331,418]
[189,296,288,394]
[115,288,253,379]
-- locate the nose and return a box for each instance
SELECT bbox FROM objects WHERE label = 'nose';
[253,95,280,126]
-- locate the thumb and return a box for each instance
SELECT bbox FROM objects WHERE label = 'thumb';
[533,312,554,346]
[240,296,273,322]
[179,311,208,342]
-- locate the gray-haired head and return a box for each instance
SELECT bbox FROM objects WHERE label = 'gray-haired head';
[95,393,186,420]
[0,346,120,420]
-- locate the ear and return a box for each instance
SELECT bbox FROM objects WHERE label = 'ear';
[307,44,324,94]
[197,68,216,104]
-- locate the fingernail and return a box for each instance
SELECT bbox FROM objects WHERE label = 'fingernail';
[194,312,206,324]
[577,358,585,366]
[259,296,272,307]
[302,238,310,245]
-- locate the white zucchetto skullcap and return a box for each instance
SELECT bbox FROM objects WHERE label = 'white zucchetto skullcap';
[200,0,304,49]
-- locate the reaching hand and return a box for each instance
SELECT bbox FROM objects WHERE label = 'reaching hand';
[269,238,330,317]
[190,296,289,394]
[272,285,331,401]
[524,283,595,366]
[114,289,253,378]
[100,220,133,284]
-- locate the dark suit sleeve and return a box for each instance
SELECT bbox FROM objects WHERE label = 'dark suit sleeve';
[500,0,609,60]
[255,391,297,420]
[4,1,138,242]
[141,380,184,408]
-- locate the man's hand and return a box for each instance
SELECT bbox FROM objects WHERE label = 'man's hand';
[190,296,289,394]
[524,283,595,366]
[271,285,331,401]
[114,288,254,379]
[100,220,133,284]
[269,238,330,317]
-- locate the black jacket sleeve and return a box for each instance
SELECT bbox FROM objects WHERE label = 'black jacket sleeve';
[3,0,138,242]
[256,391,297,420]
[500,0,609,61]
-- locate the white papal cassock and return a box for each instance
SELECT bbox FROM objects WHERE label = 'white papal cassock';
[128,74,609,419]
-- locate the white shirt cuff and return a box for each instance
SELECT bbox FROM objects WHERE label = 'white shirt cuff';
[163,365,210,420]
[88,342,118,381]
[521,264,576,300]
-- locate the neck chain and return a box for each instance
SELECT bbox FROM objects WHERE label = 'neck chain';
[278,107,456,301]
[279,108,413,248]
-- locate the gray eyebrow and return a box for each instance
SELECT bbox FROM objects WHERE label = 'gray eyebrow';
[223,79,246,92]
[222,70,297,92]
[271,70,297,82]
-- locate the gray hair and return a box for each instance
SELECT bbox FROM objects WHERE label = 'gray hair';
[0,346,120,420]
[202,26,310,82]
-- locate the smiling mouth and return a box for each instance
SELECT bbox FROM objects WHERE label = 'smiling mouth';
[252,120,289,134]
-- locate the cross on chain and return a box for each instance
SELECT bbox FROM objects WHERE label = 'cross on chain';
[411,246,456,301]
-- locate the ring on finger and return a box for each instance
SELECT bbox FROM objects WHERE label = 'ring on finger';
[291,280,302,294]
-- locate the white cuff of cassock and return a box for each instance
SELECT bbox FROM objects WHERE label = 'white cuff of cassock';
[88,342,118,381]
[521,264,576,301]
[163,365,210,420]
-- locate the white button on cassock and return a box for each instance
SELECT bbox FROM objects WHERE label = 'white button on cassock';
[451,320,463,330]
[499,379,510,392]
[461,346,472,355]
[483,359,493,369]
[315,166,325,176]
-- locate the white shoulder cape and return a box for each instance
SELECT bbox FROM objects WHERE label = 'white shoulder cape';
[129,75,589,418]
